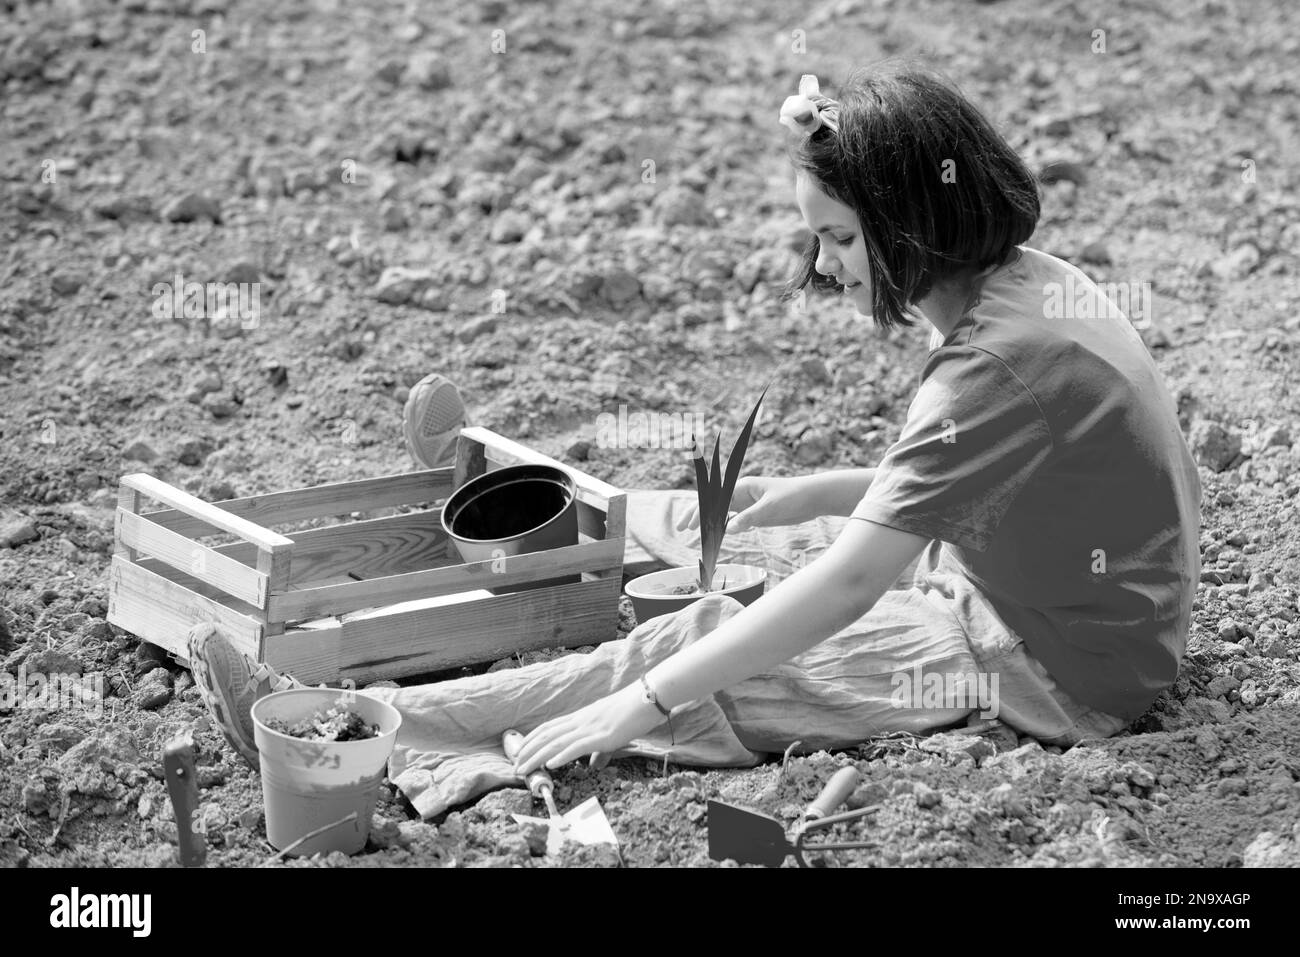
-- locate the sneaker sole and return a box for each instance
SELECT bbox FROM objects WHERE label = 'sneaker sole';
[402,374,467,470]
[186,624,262,770]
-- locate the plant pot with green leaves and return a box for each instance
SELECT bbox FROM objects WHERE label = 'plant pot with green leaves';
[625,388,769,622]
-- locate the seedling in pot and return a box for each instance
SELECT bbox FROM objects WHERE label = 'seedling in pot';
[678,386,768,596]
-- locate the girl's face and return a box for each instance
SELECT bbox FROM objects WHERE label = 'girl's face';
[795,173,872,315]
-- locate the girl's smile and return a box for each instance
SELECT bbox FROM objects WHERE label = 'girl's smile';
[795,173,876,317]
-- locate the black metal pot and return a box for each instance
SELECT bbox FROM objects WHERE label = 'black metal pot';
[440,464,579,594]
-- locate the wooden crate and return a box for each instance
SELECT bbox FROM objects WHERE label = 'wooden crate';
[108,428,626,685]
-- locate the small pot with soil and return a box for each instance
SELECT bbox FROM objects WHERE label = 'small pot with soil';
[625,562,767,621]
[251,687,402,857]
[624,387,769,623]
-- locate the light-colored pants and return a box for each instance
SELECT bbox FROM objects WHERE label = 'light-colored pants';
[368,491,1126,819]
[622,489,1128,748]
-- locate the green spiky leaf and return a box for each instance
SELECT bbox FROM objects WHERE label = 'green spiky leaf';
[693,385,769,592]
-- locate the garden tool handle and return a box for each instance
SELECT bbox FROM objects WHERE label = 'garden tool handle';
[162,732,206,868]
[803,766,862,821]
[502,729,554,800]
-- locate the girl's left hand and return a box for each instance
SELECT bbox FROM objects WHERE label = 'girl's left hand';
[512,681,664,775]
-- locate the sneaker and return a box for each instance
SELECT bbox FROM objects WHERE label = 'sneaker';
[186,623,302,770]
[402,373,468,470]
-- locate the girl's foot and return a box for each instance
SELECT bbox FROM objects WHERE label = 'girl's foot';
[186,623,303,770]
[402,373,468,469]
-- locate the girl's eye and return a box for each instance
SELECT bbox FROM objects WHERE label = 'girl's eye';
[833,235,854,246]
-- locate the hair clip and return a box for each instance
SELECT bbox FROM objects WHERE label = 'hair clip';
[779,74,840,136]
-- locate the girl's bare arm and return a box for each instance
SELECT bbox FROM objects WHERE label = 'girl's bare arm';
[644,517,925,709]
[800,467,879,517]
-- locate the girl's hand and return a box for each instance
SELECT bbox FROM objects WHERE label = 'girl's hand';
[675,475,811,533]
[512,681,664,775]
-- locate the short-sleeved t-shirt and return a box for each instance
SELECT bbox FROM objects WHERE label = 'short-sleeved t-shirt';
[850,246,1202,720]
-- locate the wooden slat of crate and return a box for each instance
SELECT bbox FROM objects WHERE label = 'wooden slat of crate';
[263,626,340,685]
[213,509,452,585]
[267,536,623,622]
[603,491,627,541]
[133,556,263,614]
[140,468,454,540]
[109,555,263,661]
[264,576,622,685]
[122,474,294,552]
[116,509,269,606]
[462,427,621,501]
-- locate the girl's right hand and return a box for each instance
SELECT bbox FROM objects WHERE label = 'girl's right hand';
[674,475,811,533]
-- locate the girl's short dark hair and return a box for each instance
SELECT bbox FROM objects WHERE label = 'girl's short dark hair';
[787,63,1040,329]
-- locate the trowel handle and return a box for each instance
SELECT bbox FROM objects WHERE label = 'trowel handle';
[502,729,554,799]
[804,766,862,821]
[162,732,206,867]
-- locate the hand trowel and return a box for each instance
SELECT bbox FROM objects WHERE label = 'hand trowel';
[502,729,619,855]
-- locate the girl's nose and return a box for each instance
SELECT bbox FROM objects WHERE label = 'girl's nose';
[814,239,837,277]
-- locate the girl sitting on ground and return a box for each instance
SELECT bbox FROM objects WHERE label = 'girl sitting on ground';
[190,65,1200,803]
[511,64,1201,773]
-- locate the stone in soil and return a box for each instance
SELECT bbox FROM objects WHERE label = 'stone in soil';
[457,314,500,343]
[262,359,288,387]
[201,392,241,419]
[1,516,39,548]
[60,730,143,787]
[373,267,437,306]
[919,730,998,765]
[132,668,173,710]
[1210,243,1261,280]
[225,261,260,285]
[34,723,83,752]
[475,788,537,819]
[381,202,409,232]
[25,648,84,677]
[654,185,714,228]
[906,781,940,809]
[799,356,833,385]
[1242,830,1298,867]
[600,269,641,306]
[1078,241,1111,265]
[185,373,223,403]
[794,427,835,465]
[408,51,452,90]
[133,640,169,676]
[489,210,530,244]
[51,273,82,296]
[368,816,403,849]
[397,821,437,850]
[161,193,222,224]
[174,436,215,466]
[1188,420,1241,472]
[121,438,159,463]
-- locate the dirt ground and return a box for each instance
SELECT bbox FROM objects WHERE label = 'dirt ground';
[2,0,1299,868]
